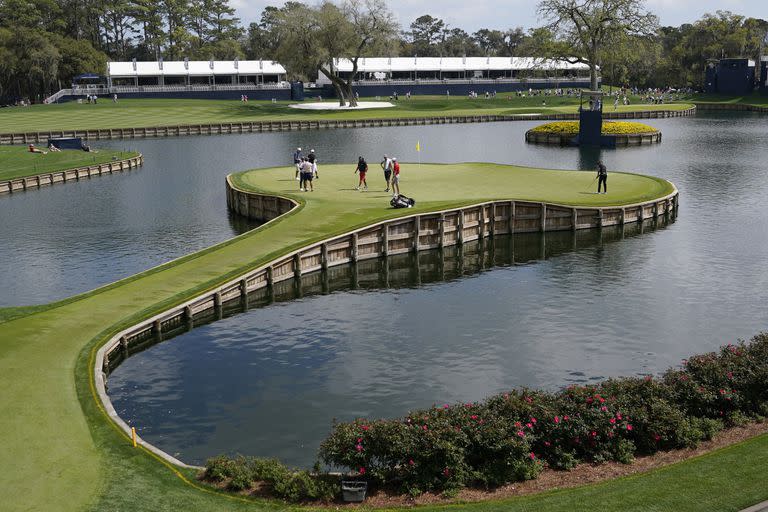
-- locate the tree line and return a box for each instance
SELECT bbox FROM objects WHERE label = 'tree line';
[1,0,766,101]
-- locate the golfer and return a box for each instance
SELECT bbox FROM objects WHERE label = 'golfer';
[391,158,401,196]
[300,157,314,192]
[293,147,302,180]
[380,154,392,192]
[307,149,318,178]
[596,160,608,194]
[355,156,368,191]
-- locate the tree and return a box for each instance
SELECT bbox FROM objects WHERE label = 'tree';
[274,0,397,107]
[408,14,444,56]
[472,29,505,55]
[537,0,659,90]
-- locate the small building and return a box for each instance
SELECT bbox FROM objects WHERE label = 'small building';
[761,57,768,95]
[106,59,287,88]
[705,58,756,95]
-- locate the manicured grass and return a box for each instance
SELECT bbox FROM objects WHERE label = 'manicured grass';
[688,92,768,106]
[3,162,763,512]
[0,146,137,181]
[0,95,694,133]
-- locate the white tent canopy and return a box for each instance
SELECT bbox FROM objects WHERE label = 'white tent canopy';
[329,57,591,73]
[107,60,286,77]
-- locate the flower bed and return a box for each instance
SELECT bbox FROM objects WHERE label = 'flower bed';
[203,334,768,501]
[530,120,659,136]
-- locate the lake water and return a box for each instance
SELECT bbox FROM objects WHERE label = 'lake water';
[3,112,767,467]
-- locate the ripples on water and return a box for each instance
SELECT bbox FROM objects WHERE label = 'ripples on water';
[2,112,767,466]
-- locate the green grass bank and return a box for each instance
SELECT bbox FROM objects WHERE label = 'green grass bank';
[0,95,694,134]
[0,162,764,512]
[0,146,137,181]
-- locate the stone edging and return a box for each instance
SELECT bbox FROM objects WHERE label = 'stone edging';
[93,174,679,470]
[0,154,144,195]
[525,130,662,146]
[694,102,768,113]
[0,107,696,145]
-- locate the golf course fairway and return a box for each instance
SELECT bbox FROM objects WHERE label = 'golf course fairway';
[2,162,767,512]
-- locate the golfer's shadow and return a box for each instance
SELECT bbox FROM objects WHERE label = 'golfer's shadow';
[579,192,603,195]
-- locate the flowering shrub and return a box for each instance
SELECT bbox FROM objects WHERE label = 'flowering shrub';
[530,121,658,135]
[320,334,768,495]
[205,334,768,501]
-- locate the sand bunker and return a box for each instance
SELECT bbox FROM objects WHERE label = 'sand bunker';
[288,101,395,110]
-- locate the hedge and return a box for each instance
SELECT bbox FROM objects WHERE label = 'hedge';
[205,334,768,500]
[530,120,659,135]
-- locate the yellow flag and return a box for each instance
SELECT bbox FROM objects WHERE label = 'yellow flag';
[416,141,421,152]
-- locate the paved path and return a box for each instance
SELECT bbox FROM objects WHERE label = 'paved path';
[742,501,768,512]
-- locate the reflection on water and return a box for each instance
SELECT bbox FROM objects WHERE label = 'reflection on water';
[108,218,675,467]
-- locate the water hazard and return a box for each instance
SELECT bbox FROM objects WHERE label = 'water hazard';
[2,112,768,466]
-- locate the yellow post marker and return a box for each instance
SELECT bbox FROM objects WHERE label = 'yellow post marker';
[131,427,137,448]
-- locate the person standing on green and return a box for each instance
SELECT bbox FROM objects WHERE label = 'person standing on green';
[596,160,608,194]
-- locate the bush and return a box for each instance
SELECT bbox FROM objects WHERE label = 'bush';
[205,334,768,501]
[202,455,337,502]
[321,334,768,494]
[530,120,658,135]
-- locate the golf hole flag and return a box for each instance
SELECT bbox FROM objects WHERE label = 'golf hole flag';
[416,140,421,152]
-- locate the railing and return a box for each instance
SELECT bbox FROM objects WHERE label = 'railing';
[44,89,73,104]
[317,77,593,86]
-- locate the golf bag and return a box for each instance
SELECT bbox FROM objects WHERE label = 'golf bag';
[390,194,415,208]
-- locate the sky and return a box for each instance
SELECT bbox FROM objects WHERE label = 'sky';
[230,0,767,33]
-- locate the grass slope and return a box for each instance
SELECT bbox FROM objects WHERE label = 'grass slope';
[0,146,137,181]
[0,95,693,133]
[3,163,761,512]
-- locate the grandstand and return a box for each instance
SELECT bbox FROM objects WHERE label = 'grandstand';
[44,56,595,103]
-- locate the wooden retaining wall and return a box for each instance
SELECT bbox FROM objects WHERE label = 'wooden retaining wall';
[525,130,662,146]
[95,176,679,467]
[694,103,768,113]
[0,107,696,145]
[0,154,144,195]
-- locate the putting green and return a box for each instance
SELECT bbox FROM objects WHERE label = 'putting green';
[0,146,137,181]
[1,162,763,512]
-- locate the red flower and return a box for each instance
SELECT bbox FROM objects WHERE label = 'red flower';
[442,467,450,477]
[357,437,363,442]
[609,418,616,424]
[653,434,661,442]
[591,431,597,437]
[564,415,570,421]
[524,396,533,404]
[361,425,370,431]
[529,452,536,460]
[514,421,522,428]
[470,415,479,420]
[443,404,450,409]
[600,406,608,412]
[530,417,537,424]
[517,431,525,437]
[626,424,633,431]
[727,372,733,379]
[526,422,533,428]
[554,416,560,424]
[355,444,364,452]
[544,441,551,447]
[359,467,366,475]
[616,413,622,420]
[599,397,606,404]
[409,459,415,466]
[422,425,428,431]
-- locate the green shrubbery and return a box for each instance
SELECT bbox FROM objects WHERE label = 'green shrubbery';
[205,334,768,501]
[203,455,337,501]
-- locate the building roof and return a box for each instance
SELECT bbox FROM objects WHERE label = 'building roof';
[330,57,591,73]
[108,60,286,77]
